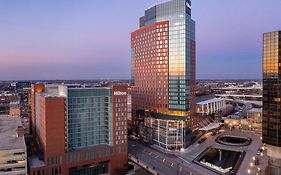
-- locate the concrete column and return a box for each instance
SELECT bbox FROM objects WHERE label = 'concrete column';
[182,121,184,148]
[166,121,168,149]
[176,121,179,150]
[216,101,218,112]
[158,119,160,145]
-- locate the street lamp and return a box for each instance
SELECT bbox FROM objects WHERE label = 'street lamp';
[247,169,251,174]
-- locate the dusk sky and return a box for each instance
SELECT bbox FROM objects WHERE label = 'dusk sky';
[0,0,281,80]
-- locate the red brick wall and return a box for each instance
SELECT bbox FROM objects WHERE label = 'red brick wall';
[30,84,45,138]
[42,97,66,160]
[30,86,128,175]
[131,21,169,114]
[112,85,128,147]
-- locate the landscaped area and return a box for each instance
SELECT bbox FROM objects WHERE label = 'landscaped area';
[193,147,245,175]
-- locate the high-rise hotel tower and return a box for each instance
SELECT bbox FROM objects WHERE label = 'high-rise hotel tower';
[131,0,195,150]
[29,84,128,175]
[263,31,281,174]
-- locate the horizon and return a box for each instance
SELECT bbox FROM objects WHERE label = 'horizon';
[0,78,263,82]
[1,0,281,80]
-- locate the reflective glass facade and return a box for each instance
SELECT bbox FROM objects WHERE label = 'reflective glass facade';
[263,31,281,146]
[156,0,195,112]
[131,0,195,150]
[67,88,113,149]
[132,0,195,116]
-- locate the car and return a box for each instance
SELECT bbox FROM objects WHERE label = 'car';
[198,137,207,144]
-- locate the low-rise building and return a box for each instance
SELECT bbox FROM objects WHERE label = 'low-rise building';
[0,115,27,175]
[196,98,225,116]
[9,107,21,117]
[247,108,262,135]
[223,108,262,135]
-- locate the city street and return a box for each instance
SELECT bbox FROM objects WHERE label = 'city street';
[128,129,268,175]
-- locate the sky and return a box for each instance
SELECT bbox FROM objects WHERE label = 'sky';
[0,0,281,80]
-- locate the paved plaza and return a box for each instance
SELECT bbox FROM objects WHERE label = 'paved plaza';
[129,128,269,175]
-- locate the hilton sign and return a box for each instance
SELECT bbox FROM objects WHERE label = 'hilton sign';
[114,91,127,96]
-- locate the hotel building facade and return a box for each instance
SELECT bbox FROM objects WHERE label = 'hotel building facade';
[263,31,281,174]
[29,84,128,175]
[131,0,196,150]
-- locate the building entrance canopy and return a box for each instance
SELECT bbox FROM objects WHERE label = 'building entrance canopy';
[199,123,222,131]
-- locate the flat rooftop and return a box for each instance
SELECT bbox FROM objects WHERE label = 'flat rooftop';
[0,115,26,150]
[248,108,262,113]
[197,98,223,105]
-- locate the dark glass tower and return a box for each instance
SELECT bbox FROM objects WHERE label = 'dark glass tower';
[262,31,281,146]
[262,31,281,175]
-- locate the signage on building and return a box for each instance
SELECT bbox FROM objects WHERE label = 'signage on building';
[114,91,127,96]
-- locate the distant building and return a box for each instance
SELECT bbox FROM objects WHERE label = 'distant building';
[131,0,196,150]
[29,84,128,175]
[196,98,225,116]
[9,101,21,117]
[262,31,281,174]
[247,108,262,135]
[9,107,21,117]
[0,115,27,174]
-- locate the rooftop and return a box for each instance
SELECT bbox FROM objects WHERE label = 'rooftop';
[197,98,224,105]
[0,115,26,150]
[248,108,262,113]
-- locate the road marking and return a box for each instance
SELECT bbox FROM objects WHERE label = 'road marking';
[178,156,191,164]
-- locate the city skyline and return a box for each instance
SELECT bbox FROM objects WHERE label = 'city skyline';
[1,0,281,80]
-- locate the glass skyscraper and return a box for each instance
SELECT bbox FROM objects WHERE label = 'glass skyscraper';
[131,0,195,150]
[262,31,281,174]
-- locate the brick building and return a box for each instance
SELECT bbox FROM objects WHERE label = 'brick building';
[29,84,128,175]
